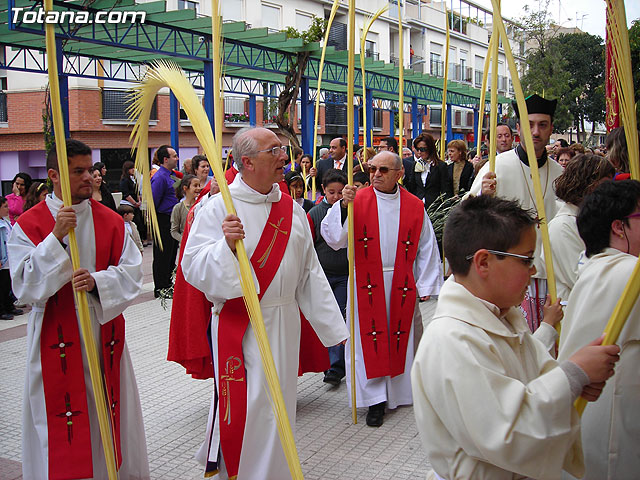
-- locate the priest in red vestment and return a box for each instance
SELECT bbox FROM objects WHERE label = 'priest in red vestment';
[321,150,443,427]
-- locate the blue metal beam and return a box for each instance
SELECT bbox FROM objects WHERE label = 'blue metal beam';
[170,92,179,153]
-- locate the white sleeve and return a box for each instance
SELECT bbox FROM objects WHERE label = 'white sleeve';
[91,230,143,323]
[414,212,443,297]
[8,225,73,304]
[320,201,348,250]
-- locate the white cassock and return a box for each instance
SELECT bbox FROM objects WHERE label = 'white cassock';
[412,277,583,480]
[321,187,442,408]
[470,149,563,279]
[545,202,583,301]
[182,176,349,480]
[8,193,148,480]
[558,248,640,480]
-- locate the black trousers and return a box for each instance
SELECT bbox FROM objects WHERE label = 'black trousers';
[152,213,178,293]
[0,269,13,314]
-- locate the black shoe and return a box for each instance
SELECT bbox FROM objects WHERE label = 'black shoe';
[0,313,14,320]
[323,370,343,387]
[10,308,23,315]
[154,289,160,298]
[366,402,386,427]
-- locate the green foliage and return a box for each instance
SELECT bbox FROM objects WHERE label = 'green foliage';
[519,2,606,139]
[282,16,326,45]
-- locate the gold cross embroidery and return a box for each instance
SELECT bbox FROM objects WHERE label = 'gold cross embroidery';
[257,217,289,268]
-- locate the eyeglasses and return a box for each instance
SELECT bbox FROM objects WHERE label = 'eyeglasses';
[368,165,401,174]
[415,147,429,153]
[253,145,287,157]
[465,249,536,268]
[624,212,640,220]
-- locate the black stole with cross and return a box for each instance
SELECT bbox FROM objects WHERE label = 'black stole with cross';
[353,186,424,379]
[213,193,293,480]
[17,199,126,480]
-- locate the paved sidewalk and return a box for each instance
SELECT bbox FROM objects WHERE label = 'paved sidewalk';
[0,246,437,479]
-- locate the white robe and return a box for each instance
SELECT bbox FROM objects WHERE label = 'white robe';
[558,248,640,479]
[412,277,583,480]
[8,194,148,480]
[545,202,583,301]
[321,187,442,408]
[182,176,349,480]
[470,149,563,279]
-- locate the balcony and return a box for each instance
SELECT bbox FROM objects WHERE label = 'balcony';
[0,92,6,123]
[410,54,425,73]
[365,50,380,61]
[475,70,483,88]
[224,96,249,126]
[430,60,444,78]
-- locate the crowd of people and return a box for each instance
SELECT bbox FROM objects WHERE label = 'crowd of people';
[3,91,639,480]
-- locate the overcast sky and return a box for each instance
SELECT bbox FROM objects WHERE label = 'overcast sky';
[474,0,640,39]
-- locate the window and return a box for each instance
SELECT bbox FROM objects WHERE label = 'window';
[224,96,249,123]
[430,53,443,77]
[296,12,313,31]
[261,3,281,30]
[429,107,441,126]
[178,0,197,12]
[102,89,157,120]
[365,40,378,60]
[222,0,243,21]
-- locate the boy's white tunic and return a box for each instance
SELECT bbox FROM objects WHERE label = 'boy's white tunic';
[558,248,640,480]
[182,177,349,479]
[8,194,148,480]
[412,277,583,480]
[470,149,563,279]
[321,187,442,408]
[546,202,583,301]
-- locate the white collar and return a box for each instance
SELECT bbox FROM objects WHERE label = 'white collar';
[48,192,90,214]
[232,174,282,204]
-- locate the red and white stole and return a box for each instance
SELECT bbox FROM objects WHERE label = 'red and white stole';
[353,186,424,379]
[18,199,126,480]
[215,194,293,480]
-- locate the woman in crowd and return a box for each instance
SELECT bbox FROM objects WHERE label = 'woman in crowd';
[22,182,49,212]
[90,165,116,211]
[547,153,615,300]
[192,155,212,189]
[555,147,576,169]
[411,133,451,207]
[605,126,636,180]
[119,160,148,246]
[6,173,32,224]
[446,139,474,196]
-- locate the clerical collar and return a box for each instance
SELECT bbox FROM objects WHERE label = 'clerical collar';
[516,144,547,168]
[373,185,399,200]
[49,192,90,214]
[235,174,281,204]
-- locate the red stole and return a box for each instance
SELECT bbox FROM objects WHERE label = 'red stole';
[353,187,424,379]
[216,194,293,480]
[17,199,126,480]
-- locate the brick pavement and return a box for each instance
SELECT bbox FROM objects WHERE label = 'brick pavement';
[0,245,436,479]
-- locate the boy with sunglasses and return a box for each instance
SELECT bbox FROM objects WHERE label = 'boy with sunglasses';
[412,195,620,480]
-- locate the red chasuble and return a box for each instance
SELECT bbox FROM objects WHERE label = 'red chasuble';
[353,187,424,379]
[210,194,293,480]
[17,199,126,480]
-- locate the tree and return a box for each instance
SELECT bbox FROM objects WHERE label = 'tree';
[554,32,605,141]
[276,17,326,150]
[518,1,573,133]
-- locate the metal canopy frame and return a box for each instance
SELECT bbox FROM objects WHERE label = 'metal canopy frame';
[1,0,508,149]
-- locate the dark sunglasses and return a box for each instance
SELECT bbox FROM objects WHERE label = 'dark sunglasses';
[415,147,429,153]
[368,165,401,174]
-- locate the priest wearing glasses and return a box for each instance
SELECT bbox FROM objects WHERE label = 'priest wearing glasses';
[321,150,443,427]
